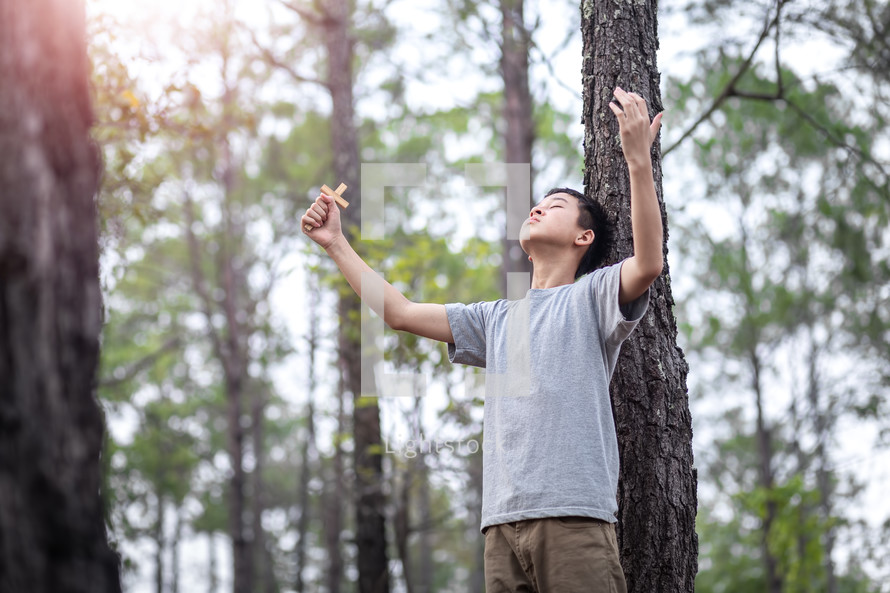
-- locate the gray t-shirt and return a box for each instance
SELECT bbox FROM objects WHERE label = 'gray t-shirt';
[445,260,649,530]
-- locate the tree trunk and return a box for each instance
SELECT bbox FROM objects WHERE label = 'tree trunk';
[294,403,314,593]
[322,1,390,591]
[0,5,122,593]
[219,14,253,588]
[0,2,122,592]
[171,506,182,593]
[295,284,320,593]
[499,0,535,295]
[208,532,218,593]
[736,223,782,593]
[580,1,698,591]
[185,185,252,593]
[252,386,272,593]
[181,7,255,589]
[324,378,346,593]
[805,326,837,593]
[416,451,432,593]
[155,495,166,593]
[751,349,782,593]
[394,466,415,593]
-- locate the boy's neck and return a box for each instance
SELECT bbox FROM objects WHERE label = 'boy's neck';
[529,257,578,290]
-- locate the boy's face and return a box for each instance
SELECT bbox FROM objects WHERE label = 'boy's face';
[519,192,593,255]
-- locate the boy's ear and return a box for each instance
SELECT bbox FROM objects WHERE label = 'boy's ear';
[575,229,594,246]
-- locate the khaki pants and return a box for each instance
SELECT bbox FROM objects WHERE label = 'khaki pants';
[483,517,627,593]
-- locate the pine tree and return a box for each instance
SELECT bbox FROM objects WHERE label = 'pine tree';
[580,0,698,590]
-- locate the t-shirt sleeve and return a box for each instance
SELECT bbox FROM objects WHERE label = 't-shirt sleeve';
[589,260,650,348]
[445,301,492,368]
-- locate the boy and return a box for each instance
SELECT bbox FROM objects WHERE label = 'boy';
[301,87,664,592]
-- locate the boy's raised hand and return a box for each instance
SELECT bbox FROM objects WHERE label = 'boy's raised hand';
[301,193,343,250]
[608,86,663,170]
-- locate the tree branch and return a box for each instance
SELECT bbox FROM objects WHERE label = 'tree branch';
[784,98,890,189]
[99,336,182,388]
[663,0,782,157]
[775,0,784,98]
[246,26,326,88]
[280,0,325,25]
[727,89,781,101]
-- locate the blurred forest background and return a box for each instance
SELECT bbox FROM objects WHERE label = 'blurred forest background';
[85,0,889,591]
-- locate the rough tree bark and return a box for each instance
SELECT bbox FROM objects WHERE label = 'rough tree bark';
[580,1,698,591]
[499,0,535,294]
[0,1,122,592]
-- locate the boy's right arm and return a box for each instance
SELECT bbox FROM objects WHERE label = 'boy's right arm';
[302,193,454,344]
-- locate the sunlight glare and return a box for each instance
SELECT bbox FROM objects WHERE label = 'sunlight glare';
[87,0,213,27]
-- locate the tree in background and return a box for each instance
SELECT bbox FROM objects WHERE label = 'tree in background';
[0,0,122,591]
[256,1,394,588]
[581,0,699,591]
[664,0,890,590]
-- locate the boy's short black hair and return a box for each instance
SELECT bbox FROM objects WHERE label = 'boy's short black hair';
[544,187,612,279]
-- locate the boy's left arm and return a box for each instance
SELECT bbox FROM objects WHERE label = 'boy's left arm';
[608,87,664,306]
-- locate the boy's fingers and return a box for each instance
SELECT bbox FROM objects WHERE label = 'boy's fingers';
[650,112,663,140]
[613,87,638,116]
[608,101,625,120]
[301,214,318,231]
[310,203,327,218]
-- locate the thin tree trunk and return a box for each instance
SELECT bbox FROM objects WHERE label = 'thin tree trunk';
[324,376,347,593]
[751,349,782,593]
[295,284,319,593]
[322,1,390,591]
[155,495,166,593]
[271,0,389,587]
[221,183,251,593]
[394,466,415,593]
[735,223,782,593]
[171,507,182,593]
[416,450,432,593]
[185,187,251,593]
[219,11,253,587]
[0,1,122,591]
[209,533,218,593]
[252,386,270,593]
[789,381,811,571]
[499,0,535,295]
[581,1,698,591]
[295,397,315,593]
[323,462,344,593]
[806,327,837,593]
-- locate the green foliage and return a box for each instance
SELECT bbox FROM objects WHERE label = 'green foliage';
[696,420,880,593]
[667,3,890,590]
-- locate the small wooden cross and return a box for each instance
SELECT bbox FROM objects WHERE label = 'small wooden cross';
[304,182,349,232]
